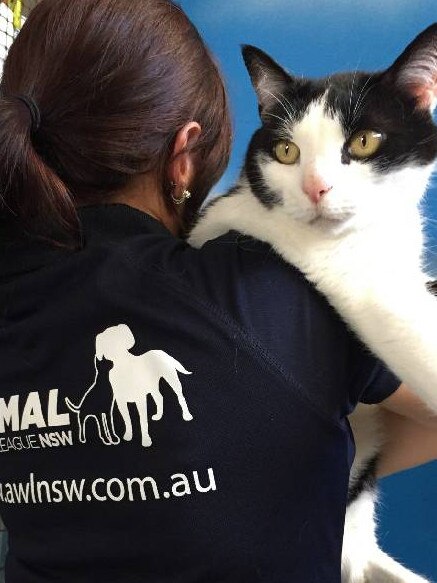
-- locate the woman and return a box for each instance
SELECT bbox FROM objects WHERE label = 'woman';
[0,1,435,581]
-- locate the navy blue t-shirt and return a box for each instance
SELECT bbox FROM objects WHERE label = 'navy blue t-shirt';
[0,204,399,583]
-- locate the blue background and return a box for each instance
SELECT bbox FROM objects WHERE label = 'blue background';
[181,0,437,580]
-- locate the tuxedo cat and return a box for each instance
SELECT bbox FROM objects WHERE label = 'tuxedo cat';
[189,24,437,583]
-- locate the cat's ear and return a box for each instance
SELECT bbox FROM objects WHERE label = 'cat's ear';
[385,23,437,111]
[241,45,292,118]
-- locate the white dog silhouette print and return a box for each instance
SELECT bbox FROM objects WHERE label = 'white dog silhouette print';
[95,324,193,447]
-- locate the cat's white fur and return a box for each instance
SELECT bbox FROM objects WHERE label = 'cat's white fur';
[189,98,435,582]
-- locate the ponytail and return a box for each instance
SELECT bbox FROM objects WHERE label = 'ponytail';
[0,0,232,244]
[0,97,78,244]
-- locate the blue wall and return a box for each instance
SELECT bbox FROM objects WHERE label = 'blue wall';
[181,0,437,579]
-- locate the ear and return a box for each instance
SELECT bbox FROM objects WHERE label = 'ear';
[241,45,293,118]
[117,324,135,351]
[167,122,201,199]
[385,23,437,111]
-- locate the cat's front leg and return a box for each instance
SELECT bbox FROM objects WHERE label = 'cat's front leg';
[343,489,431,583]
[344,406,431,583]
[342,488,379,583]
[343,497,431,583]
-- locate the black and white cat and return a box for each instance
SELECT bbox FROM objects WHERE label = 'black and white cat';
[189,24,437,583]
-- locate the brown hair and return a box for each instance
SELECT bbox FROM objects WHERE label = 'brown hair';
[0,0,232,241]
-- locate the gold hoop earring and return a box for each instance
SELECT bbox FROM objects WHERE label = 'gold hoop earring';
[171,183,192,205]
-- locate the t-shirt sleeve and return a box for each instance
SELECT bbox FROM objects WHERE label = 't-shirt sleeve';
[348,342,401,405]
[188,232,401,420]
[362,364,401,404]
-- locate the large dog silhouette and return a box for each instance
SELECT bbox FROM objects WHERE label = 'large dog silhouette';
[95,324,193,447]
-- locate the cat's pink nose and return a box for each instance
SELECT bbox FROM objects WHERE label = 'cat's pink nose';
[303,177,333,204]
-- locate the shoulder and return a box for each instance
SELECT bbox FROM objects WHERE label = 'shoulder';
[183,232,400,412]
[180,232,352,385]
[117,228,398,416]
[192,230,307,293]
[123,228,345,372]
[190,230,344,333]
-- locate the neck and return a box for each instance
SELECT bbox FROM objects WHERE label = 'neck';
[111,174,181,236]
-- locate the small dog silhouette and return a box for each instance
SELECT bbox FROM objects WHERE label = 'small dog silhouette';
[65,356,120,446]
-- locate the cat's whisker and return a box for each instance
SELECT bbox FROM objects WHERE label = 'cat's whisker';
[351,77,372,114]
[350,77,374,126]
[347,68,359,123]
[416,135,437,145]
[277,92,296,116]
[264,90,295,122]
[264,111,290,125]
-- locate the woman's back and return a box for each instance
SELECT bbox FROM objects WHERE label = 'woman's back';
[0,204,397,582]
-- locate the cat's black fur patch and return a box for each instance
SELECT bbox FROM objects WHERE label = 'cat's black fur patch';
[244,128,287,208]
[428,280,437,295]
[347,455,379,504]
[326,72,437,171]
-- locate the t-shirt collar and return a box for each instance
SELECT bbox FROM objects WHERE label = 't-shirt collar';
[79,204,172,242]
[0,204,173,279]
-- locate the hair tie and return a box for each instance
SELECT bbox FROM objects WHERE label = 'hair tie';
[15,95,41,133]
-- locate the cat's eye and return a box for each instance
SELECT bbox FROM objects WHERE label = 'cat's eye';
[348,131,384,159]
[274,140,300,165]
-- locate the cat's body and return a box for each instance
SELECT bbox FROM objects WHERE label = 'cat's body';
[189,25,437,583]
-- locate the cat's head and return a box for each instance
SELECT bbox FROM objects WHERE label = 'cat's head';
[242,24,437,233]
[96,355,114,374]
